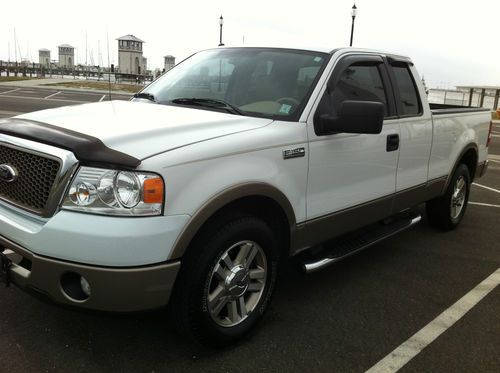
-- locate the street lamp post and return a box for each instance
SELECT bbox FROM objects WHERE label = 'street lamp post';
[350,3,357,47]
[219,15,225,46]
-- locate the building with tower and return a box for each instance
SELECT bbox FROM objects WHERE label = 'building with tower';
[58,44,74,68]
[164,55,176,72]
[117,35,147,75]
[39,49,51,68]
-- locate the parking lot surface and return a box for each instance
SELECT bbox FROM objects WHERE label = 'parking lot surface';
[0,94,499,372]
[0,86,130,118]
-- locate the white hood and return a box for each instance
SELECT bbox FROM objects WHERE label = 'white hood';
[16,100,273,159]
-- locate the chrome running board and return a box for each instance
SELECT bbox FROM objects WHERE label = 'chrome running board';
[303,215,422,273]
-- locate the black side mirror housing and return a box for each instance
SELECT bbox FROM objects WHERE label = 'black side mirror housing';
[315,100,384,135]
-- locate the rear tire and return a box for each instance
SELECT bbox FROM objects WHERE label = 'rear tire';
[170,213,280,347]
[426,164,471,230]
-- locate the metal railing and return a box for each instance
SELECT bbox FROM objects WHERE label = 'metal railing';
[428,88,500,110]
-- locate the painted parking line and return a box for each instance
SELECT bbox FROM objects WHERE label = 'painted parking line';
[0,88,20,95]
[0,94,86,103]
[365,267,500,373]
[0,110,23,118]
[44,91,61,99]
[56,91,104,97]
[99,94,106,102]
[469,202,500,208]
[472,183,500,194]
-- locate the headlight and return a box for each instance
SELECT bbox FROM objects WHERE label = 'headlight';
[62,167,164,216]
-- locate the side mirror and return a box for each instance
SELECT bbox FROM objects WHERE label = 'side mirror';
[315,100,384,135]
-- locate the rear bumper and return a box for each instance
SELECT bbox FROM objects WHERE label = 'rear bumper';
[475,160,489,179]
[1,235,180,312]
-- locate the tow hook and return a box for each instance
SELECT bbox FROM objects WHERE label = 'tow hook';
[0,251,12,287]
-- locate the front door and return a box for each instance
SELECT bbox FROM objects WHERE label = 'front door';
[306,54,399,228]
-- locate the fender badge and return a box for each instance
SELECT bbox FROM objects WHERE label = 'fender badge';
[283,147,305,160]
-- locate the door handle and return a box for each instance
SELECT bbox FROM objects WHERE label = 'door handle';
[386,134,399,152]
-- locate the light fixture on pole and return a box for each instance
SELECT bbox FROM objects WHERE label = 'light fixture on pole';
[219,15,225,47]
[350,3,357,47]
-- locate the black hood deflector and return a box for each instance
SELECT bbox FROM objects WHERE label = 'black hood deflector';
[0,118,141,169]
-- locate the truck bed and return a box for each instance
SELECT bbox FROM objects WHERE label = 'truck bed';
[429,103,490,115]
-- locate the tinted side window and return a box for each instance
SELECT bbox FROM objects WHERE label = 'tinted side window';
[392,65,421,116]
[329,64,388,117]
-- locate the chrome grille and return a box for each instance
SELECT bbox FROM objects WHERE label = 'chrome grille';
[0,144,61,214]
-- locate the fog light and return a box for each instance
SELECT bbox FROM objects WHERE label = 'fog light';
[61,272,91,301]
[80,276,91,297]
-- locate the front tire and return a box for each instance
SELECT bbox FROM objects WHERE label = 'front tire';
[426,164,471,230]
[171,214,280,347]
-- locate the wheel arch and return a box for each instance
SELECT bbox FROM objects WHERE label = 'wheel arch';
[168,183,297,261]
[444,143,478,191]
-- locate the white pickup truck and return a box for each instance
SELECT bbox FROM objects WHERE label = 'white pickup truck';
[0,47,492,346]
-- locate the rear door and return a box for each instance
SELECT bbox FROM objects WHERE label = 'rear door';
[386,59,433,210]
[306,54,400,221]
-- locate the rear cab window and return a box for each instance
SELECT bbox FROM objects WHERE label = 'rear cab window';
[389,63,422,116]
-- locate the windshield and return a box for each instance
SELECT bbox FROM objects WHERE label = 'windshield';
[140,48,329,120]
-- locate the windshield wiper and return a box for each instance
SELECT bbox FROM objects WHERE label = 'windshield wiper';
[171,98,245,115]
[133,92,157,102]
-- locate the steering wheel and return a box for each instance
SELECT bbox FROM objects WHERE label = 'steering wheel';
[276,97,300,105]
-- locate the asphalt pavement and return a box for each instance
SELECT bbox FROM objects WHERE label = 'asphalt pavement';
[0,86,131,118]
[0,94,499,372]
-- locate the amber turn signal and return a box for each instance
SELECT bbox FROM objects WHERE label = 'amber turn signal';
[143,177,164,204]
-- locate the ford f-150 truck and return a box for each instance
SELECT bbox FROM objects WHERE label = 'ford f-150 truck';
[0,47,492,346]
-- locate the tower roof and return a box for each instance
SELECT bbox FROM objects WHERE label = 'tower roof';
[39,48,50,52]
[58,44,74,48]
[116,35,144,43]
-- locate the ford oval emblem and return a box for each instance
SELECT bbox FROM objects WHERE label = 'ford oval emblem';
[0,164,18,183]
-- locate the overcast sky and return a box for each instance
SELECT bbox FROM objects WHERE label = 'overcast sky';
[1,0,499,88]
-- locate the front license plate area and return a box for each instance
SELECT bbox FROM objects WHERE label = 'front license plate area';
[0,250,12,287]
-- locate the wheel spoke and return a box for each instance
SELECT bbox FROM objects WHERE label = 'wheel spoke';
[221,252,234,270]
[248,281,264,292]
[459,189,466,200]
[237,296,248,318]
[249,267,265,280]
[213,264,227,281]
[235,242,253,265]
[454,178,463,198]
[227,300,239,323]
[208,285,228,315]
[244,245,259,269]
